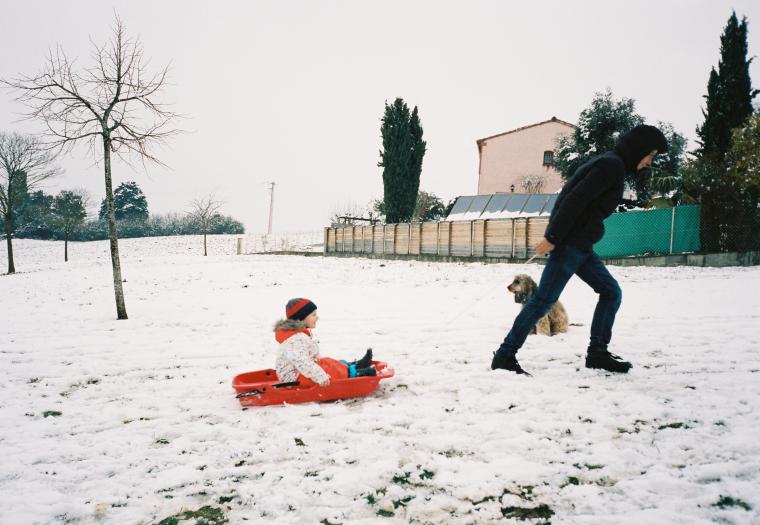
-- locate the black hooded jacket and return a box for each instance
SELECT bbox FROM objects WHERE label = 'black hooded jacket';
[544,125,668,251]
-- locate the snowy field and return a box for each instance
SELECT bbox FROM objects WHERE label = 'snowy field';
[1,236,759,525]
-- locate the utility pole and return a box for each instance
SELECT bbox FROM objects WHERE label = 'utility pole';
[267,182,276,235]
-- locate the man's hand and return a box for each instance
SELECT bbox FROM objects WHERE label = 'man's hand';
[534,238,556,256]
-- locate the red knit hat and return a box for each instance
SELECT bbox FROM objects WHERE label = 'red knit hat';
[286,298,317,321]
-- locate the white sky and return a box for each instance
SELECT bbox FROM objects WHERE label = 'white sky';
[1,1,759,233]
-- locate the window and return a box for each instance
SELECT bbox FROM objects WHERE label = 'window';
[543,150,554,166]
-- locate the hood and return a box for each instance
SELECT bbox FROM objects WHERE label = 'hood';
[614,125,669,173]
[273,318,311,343]
[274,319,307,331]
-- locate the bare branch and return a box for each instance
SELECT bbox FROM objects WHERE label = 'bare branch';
[0,132,62,215]
[188,194,224,227]
[1,15,182,166]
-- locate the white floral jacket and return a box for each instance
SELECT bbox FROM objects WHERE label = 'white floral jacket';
[273,319,330,385]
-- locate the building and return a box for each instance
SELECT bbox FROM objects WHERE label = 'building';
[476,117,576,195]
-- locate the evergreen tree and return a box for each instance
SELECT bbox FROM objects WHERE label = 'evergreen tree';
[378,98,426,223]
[99,181,149,222]
[636,122,688,205]
[554,90,686,206]
[692,11,757,251]
[8,171,29,228]
[724,110,760,249]
[725,110,760,206]
[51,191,87,261]
[697,12,758,158]
[15,190,55,238]
[408,107,426,219]
[554,89,644,185]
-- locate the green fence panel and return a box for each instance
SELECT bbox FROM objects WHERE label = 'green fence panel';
[594,205,701,258]
[672,205,701,253]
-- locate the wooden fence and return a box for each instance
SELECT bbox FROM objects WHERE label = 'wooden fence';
[324,217,549,259]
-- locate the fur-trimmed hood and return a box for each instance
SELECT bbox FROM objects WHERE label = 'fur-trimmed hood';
[273,318,311,344]
[274,319,307,331]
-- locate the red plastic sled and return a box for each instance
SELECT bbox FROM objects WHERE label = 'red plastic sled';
[232,361,395,407]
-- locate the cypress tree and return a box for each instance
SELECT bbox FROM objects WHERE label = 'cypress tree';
[697,12,757,158]
[408,107,427,219]
[378,98,426,223]
[694,11,757,251]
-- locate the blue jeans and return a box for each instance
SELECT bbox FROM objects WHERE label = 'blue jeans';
[496,244,622,358]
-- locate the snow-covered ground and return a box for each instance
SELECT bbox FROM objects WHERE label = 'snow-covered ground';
[1,236,759,525]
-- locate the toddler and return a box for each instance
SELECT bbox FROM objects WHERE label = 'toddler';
[274,298,375,387]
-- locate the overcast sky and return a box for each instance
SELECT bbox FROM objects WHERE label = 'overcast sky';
[1,1,759,233]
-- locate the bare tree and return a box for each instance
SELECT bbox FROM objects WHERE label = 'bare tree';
[329,201,378,226]
[3,16,179,319]
[188,195,223,256]
[519,173,547,194]
[0,132,61,274]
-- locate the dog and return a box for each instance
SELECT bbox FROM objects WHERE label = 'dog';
[507,274,569,336]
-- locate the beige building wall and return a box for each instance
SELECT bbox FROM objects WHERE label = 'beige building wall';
[477,118,575,195]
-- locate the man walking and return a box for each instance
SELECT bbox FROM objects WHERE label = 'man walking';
[491,124,669,375]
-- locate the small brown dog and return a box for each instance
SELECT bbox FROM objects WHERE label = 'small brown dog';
[507,274,569,336]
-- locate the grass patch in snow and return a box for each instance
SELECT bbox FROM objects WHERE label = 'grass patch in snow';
[390,465,435,487]
[713,495,752,511]
[657,422,691,430]
[157,505,227,525]
[501,503,554,521]
[573,463,604,470]
[217,495,236,504]
[391,472,411,485]
[42,410,62,418]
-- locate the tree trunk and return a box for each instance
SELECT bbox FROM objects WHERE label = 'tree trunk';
[204,231,207,256]
[4,213,14,274]
[64,231,69,262]
[103,136,128,319]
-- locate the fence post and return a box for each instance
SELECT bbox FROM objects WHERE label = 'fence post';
[483,220,488,258]
[669,206,676,254]
[525,218,530,259]
[470,221,474,257]
[447,222,452,256]
[436,222,441,256]
[511,219,516,258]
[323,228,329,254]
[408,223,412,255]
[418,223,423,254]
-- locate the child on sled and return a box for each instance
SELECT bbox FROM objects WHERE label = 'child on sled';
[274,298,376,387]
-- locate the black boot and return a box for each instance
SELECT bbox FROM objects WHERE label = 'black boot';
[491,352,530,376]
[585,346,632,373]
[354,366,377,377]
[352,348,373,369]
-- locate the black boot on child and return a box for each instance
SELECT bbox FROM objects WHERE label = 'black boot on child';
[352,348,373,369]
